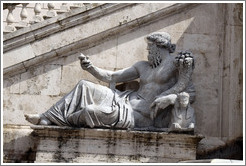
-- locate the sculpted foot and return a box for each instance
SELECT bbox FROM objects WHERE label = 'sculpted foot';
[24,114,41,125]
[25,114,52,125]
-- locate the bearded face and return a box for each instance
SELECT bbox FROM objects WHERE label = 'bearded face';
[147,41,162,68]
[148,53,162,68]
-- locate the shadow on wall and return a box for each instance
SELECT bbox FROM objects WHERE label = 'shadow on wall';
[197,137,243,160]
[3,134,38,163]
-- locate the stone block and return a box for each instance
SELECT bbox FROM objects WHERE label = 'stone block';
[60,65,85,95]
[82,38,117,69]
[18,64,61,96]
[116,29,149,68]
[183,34,219,54]
[149,3,175,12]
[3,125,36,163]
[150,14,195,36]
[31,37,53,56]
[3,44,35,68]
[3,94,61,125]
[40,64,62,95]
[180,159,244,163]
[5,75,21,94]
[183,4,224,35]
[31,125,203,163]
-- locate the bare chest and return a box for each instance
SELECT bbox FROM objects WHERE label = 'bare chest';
[140,61,176,85]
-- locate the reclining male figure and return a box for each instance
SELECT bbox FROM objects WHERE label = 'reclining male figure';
[25,32,195,129]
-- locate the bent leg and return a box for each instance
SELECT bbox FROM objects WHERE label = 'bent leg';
[42,80,116,126]
[67,104,118,128]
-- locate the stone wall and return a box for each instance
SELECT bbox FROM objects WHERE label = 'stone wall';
[3,2,243,145]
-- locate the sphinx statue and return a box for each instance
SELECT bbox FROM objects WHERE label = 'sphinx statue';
[25,32,196,130]
[164,92,196,132]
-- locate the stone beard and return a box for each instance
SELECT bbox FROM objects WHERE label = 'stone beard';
[148,53,162,68]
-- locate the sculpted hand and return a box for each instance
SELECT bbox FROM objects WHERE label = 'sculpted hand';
[150,94,177,120]
[78,53,92,70]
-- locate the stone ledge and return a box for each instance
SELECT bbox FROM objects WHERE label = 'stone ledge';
[31,125,202,141]
[179,159,244,163]
[3,3,133,52]
[3,125,36,163]
[30,125,203,163]
[3,124,203,163]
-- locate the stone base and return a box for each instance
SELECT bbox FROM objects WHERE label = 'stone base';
[30,125,203,163]
[179,159,244,163]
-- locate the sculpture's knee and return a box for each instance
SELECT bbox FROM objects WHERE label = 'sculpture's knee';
[83,105,97,128]
[77,80,89,87]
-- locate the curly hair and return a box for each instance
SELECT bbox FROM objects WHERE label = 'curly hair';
[146,32,176,53]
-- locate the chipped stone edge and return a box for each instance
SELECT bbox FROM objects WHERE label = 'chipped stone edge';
[30,124,204,141]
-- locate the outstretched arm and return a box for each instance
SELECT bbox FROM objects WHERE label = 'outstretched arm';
[79,53,140,85]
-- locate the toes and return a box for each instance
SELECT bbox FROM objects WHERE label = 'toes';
[24,114,40,125]
[24,114,30,120]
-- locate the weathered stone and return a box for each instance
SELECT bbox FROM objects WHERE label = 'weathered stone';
[197,137,225,154]
[31,125,203,163]
[3,125,36,163]
[116,29,148,68]
[60,64,109,95]
[180,159,243,163]
[3,94,61,125]
[83,38,118,69]
[18,64,61,96]
[3,44,35,68]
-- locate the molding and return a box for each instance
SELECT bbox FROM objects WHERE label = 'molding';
[3,3,135,53]
[3,3,200,78]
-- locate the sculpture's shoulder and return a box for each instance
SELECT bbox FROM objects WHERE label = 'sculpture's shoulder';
[133,61,150,71]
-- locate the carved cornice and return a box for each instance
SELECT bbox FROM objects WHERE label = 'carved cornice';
[3,3,135,52]
[3,3,200,78]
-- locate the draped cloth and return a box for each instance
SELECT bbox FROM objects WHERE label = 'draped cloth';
[43,80,134,129]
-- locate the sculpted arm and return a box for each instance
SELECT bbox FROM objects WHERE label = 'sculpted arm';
[79,53,140,85]
[160,52,194,97]
[150,51,194,119]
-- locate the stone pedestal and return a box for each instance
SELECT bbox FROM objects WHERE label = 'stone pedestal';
[31,125,203,163]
